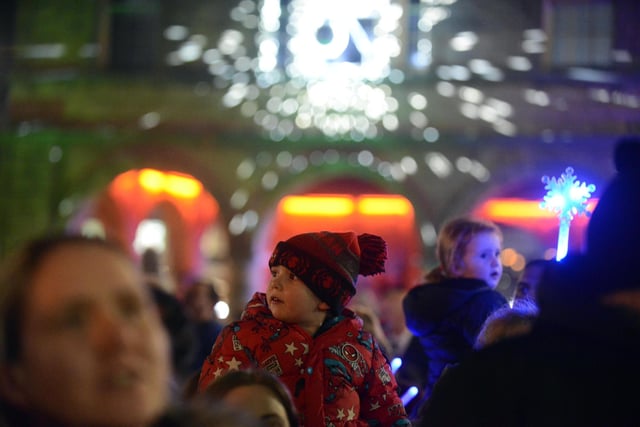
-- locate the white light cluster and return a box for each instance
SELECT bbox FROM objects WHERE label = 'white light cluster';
[227,149,490,235]
[163,0,408,139]
[160,1,623,142]
[245,0,405,138]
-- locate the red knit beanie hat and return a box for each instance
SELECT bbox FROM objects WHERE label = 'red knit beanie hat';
[268,231,387,311]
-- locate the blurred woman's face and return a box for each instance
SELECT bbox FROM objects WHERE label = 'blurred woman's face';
[6,243,171,427]
[223,384,291,427]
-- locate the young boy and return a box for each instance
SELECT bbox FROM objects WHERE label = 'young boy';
[198,231,409,426]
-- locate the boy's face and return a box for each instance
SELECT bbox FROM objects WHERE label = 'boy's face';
[456,231,503,289]
[267,265,329,335]
[3,244,171,426]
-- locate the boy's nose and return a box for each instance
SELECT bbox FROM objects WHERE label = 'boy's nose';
[268,276,281,290]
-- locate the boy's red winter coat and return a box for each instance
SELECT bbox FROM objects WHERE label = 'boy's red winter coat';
[198,292,409,426]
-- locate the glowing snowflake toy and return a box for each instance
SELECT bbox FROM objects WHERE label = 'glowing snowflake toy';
[541,167,595,261]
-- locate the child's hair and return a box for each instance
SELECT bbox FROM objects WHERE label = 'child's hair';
[200,369,300,427]
[156,400,261,427]
[474,300,538,349]
[429,216,502,281]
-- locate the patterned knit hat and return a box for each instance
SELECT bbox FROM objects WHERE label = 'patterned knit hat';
[268,231,387,311]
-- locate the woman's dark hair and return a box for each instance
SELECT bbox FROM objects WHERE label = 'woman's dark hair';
[202,369,300,427]
[154,401,260,427]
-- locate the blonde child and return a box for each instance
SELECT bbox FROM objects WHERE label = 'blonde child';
[198,231,410,426]
[401,216,508,416]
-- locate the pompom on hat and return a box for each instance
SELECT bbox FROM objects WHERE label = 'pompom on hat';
[269,231,387,311]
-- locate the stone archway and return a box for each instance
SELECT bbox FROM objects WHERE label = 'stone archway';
[68,168,229,297]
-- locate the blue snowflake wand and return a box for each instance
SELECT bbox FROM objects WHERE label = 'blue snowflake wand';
[540,167,595,261]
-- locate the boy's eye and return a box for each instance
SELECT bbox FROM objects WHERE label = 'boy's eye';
[288,272,296,280]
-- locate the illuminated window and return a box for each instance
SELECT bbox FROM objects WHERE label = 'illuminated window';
[546,1,613,67]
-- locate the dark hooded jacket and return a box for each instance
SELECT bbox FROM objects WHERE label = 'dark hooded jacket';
[416,138,640,426]
[416,255,640,427]
[402,278,507,408]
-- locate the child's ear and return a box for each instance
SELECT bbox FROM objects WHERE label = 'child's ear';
[318,301,331,311]
[0,364,28,407]
[450,261,464,276]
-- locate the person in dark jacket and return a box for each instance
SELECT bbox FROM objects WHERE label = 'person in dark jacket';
[401,216,508,418]
[512,258,551,305]
[182,278,223,376]
[417,136,640,427]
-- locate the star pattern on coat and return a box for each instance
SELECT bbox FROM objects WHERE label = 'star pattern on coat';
[347,406,357,420]
[285,342,298,355]
[197,292,410,426]
[225,356,242,370]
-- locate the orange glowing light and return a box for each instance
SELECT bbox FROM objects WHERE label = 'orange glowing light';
[478,198,598,220]
[138,169,202,199]
[165,174,202,199]
[138,169,166,194]
[280,194,416,217]
[358,195,413,216]
[480,199,555,219]
[111,170,138,194]
[501,247,518,267]
[281,195,355,216]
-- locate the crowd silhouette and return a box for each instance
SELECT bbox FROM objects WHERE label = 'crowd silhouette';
[0,136,637,426]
